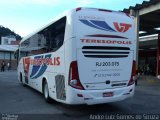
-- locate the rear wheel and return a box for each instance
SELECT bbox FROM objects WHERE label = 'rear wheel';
[20,73,25,86]
[43,81,51,103]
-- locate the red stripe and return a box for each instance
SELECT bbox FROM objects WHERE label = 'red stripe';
[86,34,128,39]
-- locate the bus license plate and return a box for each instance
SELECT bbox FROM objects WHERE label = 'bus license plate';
[103,92,113,97]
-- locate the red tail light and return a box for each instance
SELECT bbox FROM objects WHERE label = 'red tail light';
[132,60,136,76]
[128,60,136,86]
[68,61,84,90]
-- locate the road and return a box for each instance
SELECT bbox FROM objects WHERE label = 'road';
[0,71,160,120]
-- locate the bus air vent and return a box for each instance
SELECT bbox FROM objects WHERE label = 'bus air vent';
[82,46,130,58]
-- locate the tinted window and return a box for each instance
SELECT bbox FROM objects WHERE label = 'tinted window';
[20,16,66,56]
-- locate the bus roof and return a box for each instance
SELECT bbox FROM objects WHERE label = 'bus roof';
[20,7,130,44]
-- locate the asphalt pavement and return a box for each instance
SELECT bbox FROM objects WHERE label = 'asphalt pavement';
[0,71,160,120]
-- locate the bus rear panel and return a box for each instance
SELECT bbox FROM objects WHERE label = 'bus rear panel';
[66,8,136,105]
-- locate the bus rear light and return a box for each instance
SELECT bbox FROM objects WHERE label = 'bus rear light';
[128,76,134,86]
[70,79,78,86]
[132,60,136,76]
[128,60,136,86]
[68,61,85,90]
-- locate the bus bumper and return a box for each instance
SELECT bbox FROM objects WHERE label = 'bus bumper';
[67,84,135,105]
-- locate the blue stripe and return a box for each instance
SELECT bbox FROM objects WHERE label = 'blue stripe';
[90,20,116,32]
[79,19,116,32]
[80,20,107,31]
[30,56,43,78]
[31,54,51,79]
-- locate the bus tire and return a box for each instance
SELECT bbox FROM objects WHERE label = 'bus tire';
[20,73,26,86]
[43,80,51,103]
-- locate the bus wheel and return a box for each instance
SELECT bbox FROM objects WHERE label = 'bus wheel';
[43,81,51,103]
[20,73,25,86]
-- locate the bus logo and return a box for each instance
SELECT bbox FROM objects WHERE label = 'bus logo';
[80,19,131,33]
[113,22,132,32]
[30,54,60,79]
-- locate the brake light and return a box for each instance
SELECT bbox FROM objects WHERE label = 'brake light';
[132,60,136,76]
[68,61,84,90]
[128,60,136,86]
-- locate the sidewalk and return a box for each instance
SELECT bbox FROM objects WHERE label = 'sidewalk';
[135,75,160,95]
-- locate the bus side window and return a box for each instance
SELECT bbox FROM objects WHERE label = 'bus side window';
[52,34,64,51]
[45,17,66,52]
[55,34,64,47]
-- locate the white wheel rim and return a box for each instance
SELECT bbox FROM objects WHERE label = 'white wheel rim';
[44,84,49,99]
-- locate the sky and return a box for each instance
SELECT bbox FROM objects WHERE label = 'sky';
[0,0,149,38]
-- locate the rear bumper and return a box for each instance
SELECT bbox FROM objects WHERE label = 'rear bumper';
[66,84,135,105]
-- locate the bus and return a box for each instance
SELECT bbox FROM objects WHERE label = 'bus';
[17,7,136,105]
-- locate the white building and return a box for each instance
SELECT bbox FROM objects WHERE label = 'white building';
[0,35,20,70]
[1,35,16,45]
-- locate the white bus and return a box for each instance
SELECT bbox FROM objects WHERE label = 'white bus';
[17,7,136,105]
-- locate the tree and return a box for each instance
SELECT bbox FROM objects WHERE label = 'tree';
[0,25,22,41]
